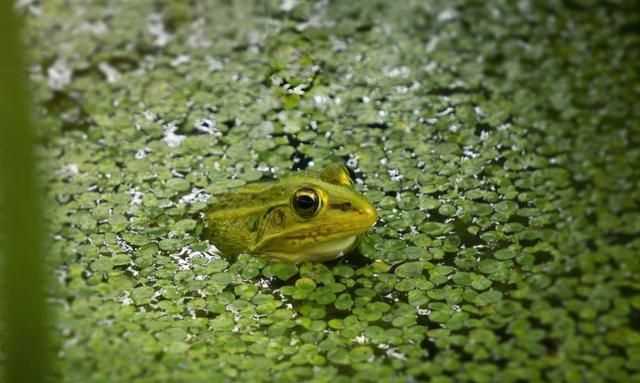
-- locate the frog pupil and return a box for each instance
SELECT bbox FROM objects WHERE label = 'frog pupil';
[297,195,315,209]
[293,189,319,217]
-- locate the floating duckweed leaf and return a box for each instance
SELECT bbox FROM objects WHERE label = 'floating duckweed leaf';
[166,178,191,193]
[209,272,234,292]
[395,279,418,292]
[328,319,344,329]
[395,261,426,278]
[327,348,350,365]
[111,253,130,266]
[474,290,503,306]
[234,284,257,300]
[334,293,354,310]
[421,222,451,236]
[451,272,472,286]
[438,204,457,217]
[478,259,501,274]
[419,196,441,210]
[263,263,298,281]
[470,274,492,290]
[295,277,317,290]
[131,286,154,305]
[158,238,183,252]
[174,218,197,233]
[429,265,455,285]
[311,286,337,305]
[333,265,355,278]
[206,259,229,274]
[371,260,392,273]
[494,248,517,260]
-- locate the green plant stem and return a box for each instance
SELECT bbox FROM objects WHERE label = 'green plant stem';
[0,3,50,383]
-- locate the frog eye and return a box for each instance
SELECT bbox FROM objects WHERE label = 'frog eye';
[292,188,321,218]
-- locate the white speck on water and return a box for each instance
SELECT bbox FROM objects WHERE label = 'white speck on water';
[57,163,79,178]
[331,36,347,52]
[118,290,133,306]
[147,13,172,47]
[437,107,454,116]
[98,62,121,83]
[395,85,409,94]
[313,94,330,106]
[186,19,212,48]
[129,188,144,205]
[126,265,139,277]
[79,20,108,35]
[463,147,479,158]
[270,75,284,87]
[353,335,369,344]
[423,61,438,73]
[425,36,440,53]
[47,58,72,90]
[388,168,403,182]
[116,235,134,253]
[361,96,371,103]
[194,118,220,135]
[15,0,40,15]
[135,147,150,159]
[384,66,410,78]
[207,56,224,71]
[256,163,274,173]
[288,83,307,95]
[417,307,431,316]
[171,54,191,67]
[498,123,511,131]
[384,293,399,302]
[255,278,273,289]
[280,0,298,11]
[179,188,211,204]
[143,110,156,121]
[386,348,407,360]
[438,8,459,22]
[163,123,185,147]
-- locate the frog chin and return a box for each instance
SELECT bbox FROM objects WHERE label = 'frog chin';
[303,235,358,259]
[262,235,358,263]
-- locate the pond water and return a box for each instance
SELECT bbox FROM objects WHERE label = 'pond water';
[20,1,640,381]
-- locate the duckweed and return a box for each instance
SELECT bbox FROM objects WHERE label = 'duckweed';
[10,0,640,382]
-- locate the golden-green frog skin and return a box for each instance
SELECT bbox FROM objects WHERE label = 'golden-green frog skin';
[206,164,377,263]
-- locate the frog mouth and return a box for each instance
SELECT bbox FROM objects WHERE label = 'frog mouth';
[299,235,358,258]
[283,223,373,242]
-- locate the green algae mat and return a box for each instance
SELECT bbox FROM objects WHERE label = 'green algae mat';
[9,0,640,381]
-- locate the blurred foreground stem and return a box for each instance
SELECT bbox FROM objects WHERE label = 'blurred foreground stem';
[0,2,51,383]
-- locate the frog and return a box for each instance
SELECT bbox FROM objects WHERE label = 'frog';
[206,164,377,263]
